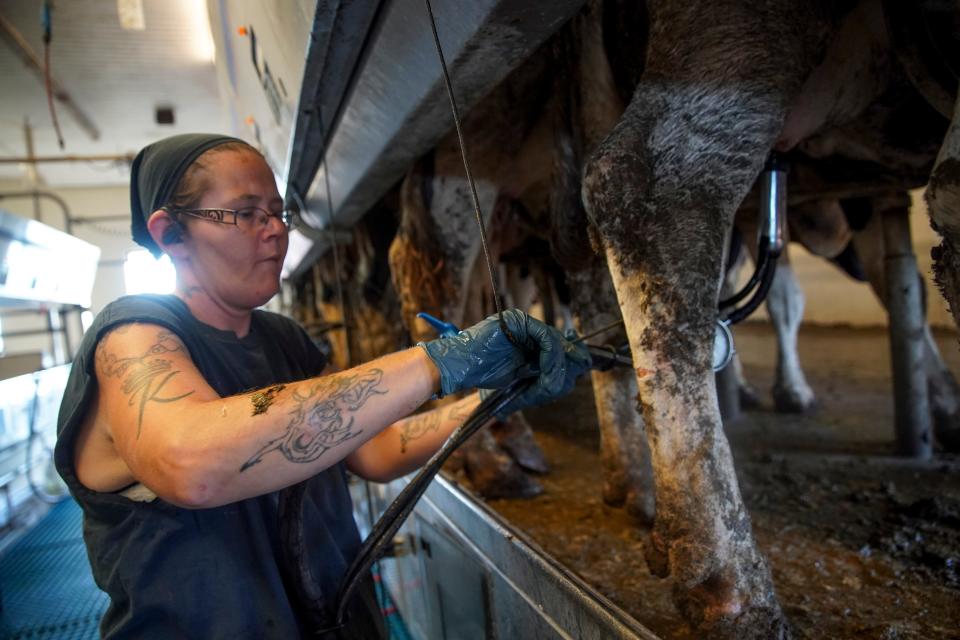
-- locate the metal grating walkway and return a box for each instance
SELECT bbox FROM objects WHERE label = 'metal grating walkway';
[0,499,107,639]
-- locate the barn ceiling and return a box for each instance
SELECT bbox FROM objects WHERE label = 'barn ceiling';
[0,0,227,188]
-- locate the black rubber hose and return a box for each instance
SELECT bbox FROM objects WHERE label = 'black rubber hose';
[323,344,634,632]
[719,241,770,310]
[328,377,532,630]
[723,250,780,325]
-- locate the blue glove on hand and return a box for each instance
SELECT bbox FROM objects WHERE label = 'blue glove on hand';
[479,328,591,419]
[419,309,591,398]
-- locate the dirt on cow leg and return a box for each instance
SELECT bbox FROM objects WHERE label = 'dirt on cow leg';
[927,100,960,353]
[491,411,551,474]
[931,235,960,341]
[581,121,793,639]
[931,235,960,450]
[639,369,788,640]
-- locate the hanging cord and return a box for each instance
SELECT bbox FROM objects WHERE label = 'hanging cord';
[41,1,65,149]
[424,0,519,346]
[573,318,624,344]
[317,107,352,367]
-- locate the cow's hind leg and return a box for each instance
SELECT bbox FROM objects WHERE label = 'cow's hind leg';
[581,3,815,635]
[929,97,960,338]
[927,98,960,450]
[767,256,817,413]
[568,259,656,523]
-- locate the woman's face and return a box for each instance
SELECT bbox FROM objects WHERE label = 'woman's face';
[182,149,288,310]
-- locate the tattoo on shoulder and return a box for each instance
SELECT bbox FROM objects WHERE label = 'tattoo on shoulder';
[399,401,470,454]
[240,368,387,471]
[96,327,196,439]
[251,384,286,416]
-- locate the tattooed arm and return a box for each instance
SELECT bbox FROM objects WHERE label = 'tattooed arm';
[74,322,440,508]
[345,394,491,482]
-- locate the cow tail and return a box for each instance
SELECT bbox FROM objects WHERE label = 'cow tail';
[548,22,596,271]
[389,151,455,332]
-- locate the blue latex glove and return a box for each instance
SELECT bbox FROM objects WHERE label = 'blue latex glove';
[419,309,591,398]
[479,328,591,419]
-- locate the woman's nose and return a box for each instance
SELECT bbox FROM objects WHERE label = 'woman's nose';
[261,213,287,237]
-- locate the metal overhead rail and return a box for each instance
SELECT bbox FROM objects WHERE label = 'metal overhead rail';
[285,0,586,278]
[0,153,134,164]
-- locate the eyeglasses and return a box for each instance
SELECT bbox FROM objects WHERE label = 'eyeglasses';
[163,206,299,232]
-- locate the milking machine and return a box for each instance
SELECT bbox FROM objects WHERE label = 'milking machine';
[713,152,788,373]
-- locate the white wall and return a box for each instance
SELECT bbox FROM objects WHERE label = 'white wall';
[749,188,955,331]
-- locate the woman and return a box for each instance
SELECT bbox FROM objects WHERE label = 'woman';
[55,133,590,639]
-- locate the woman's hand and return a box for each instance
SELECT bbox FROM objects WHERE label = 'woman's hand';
[419,309,591,397]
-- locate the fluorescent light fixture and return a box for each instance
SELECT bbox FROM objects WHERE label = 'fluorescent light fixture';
[185,0,216,63]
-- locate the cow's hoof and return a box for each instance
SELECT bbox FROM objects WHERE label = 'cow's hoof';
[492,414,550,474]
[676,573,793,640]
[691,605,793,640]
[605,476,656,524]
[602,480,627,507]
[464,445,543,499]
[624,489,656,526]
[772,384,817,414]
[738,384,762,410]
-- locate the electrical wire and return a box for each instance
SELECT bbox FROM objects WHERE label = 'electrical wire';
[41,1,65,150]
[318,107,352,368]
[424,0,518,346]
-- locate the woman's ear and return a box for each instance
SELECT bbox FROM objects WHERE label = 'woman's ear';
[146,209,188,258]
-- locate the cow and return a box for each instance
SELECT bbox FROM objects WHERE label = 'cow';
[290,202,408,369]
[387,43,658,515]
[727,195,960,449]
[575,0,960,636]
[387,0,960,634]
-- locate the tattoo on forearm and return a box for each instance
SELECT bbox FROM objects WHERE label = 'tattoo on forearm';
[251,384,286,416]
[446,402,471,424]
[96,328,195,438]
[400,412,440,454]
[399,401,472,454]
[241,369,387,471]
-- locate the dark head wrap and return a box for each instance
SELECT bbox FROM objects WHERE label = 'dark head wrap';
[130,133,246,256]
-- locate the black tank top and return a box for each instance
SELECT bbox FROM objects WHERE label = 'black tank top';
[54,294,385,639]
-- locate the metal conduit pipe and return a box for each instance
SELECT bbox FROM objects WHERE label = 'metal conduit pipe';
[881,204,932,459]
[0,190,73,233]
[722,154,787,325]
[719,153,787,316]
